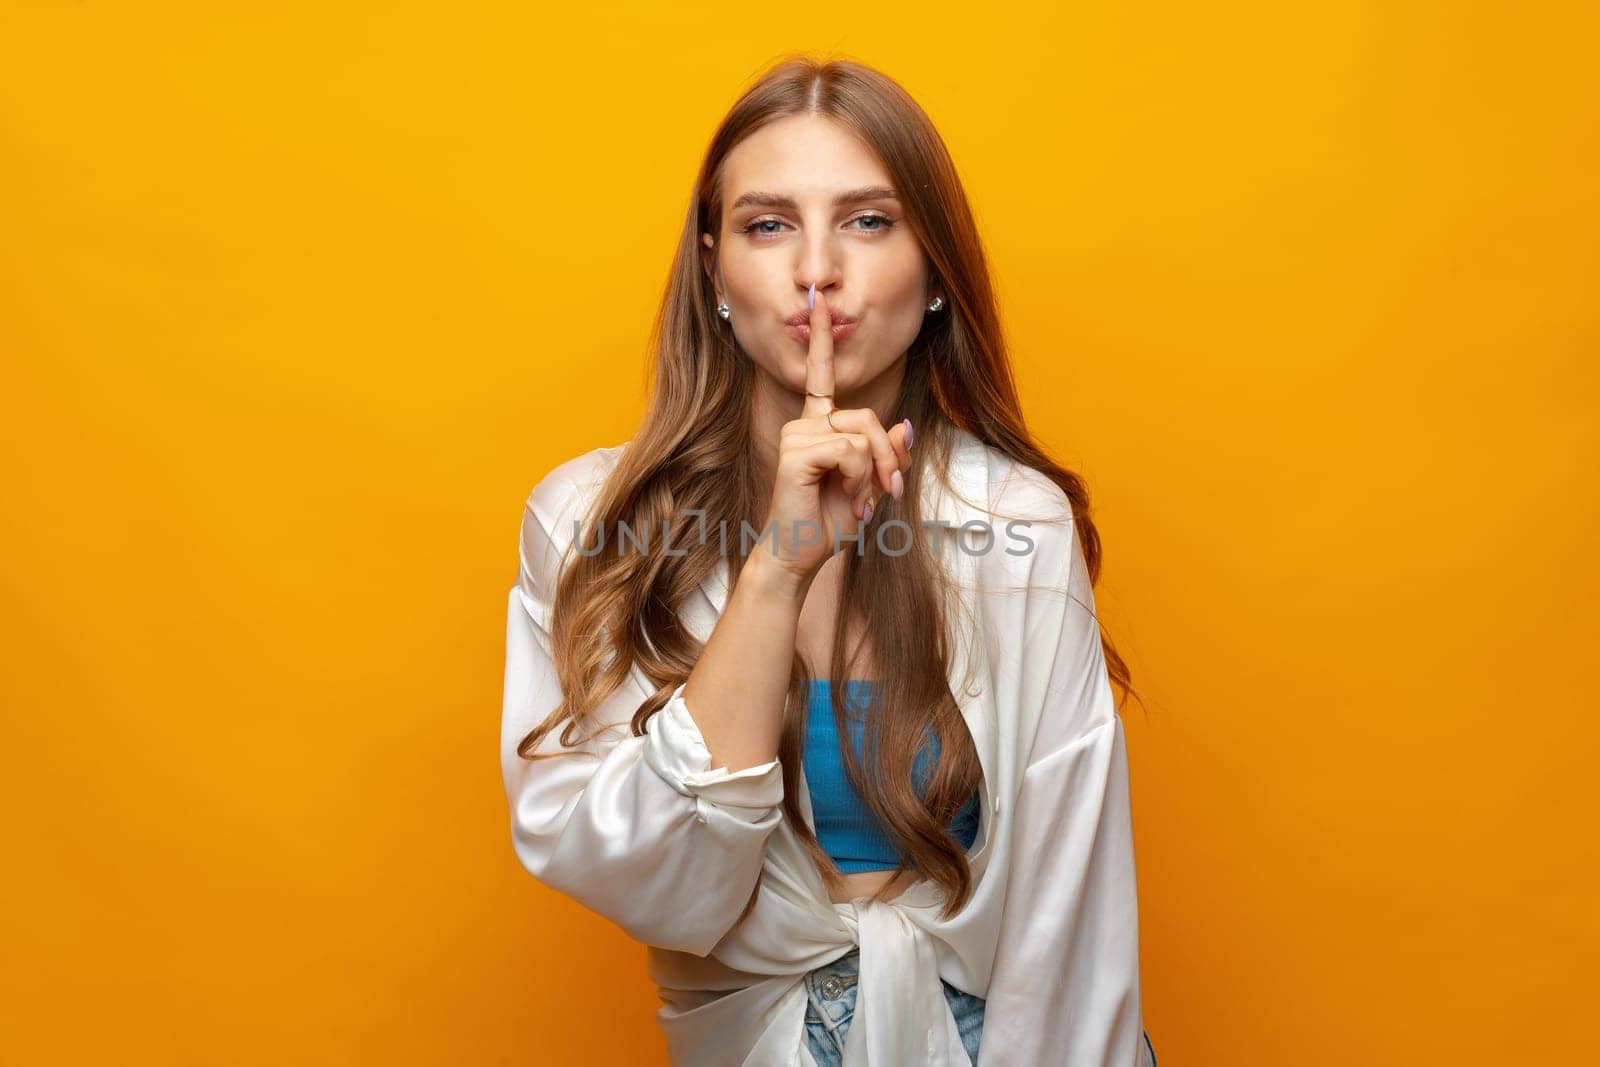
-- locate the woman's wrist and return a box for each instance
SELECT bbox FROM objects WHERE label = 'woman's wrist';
[737,546,814,608]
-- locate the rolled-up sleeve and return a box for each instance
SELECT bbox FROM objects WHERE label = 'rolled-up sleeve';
[644,681,786,808]
[499,455,783,957]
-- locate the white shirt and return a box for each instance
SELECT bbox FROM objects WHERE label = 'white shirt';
[499,426,1150,1066]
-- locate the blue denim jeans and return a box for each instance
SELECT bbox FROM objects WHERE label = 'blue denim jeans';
[800,946,1160,1066]
[802,946,984,1065]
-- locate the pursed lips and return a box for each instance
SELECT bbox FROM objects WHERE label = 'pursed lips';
[785,320,858,342]
[783,309,857,327]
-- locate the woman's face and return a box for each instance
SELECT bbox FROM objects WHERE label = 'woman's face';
[702,114,937,406]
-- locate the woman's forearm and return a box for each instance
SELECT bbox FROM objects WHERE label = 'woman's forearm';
[680,548,811,772]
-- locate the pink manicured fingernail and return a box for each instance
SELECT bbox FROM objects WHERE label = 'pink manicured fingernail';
[863,498,874,523]
[890,470,904,500]
[903,418,914,450]
[807,283,815,310]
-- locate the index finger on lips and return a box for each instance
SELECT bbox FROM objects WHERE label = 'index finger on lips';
[800,283,835,420]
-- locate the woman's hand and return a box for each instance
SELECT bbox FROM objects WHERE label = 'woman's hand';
[756,285,913,590]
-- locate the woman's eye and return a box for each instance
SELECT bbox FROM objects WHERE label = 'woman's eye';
[737,213,896,238]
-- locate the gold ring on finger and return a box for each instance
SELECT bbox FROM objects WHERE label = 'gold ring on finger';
[824,410,837,431]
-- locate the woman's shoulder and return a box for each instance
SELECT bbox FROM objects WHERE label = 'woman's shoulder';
[934,429,1088,609]
[521,441,629,544]
[516,442,630,611]
[946,426,1075,534]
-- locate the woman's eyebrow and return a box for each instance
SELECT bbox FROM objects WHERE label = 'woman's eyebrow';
[729,186,899,211]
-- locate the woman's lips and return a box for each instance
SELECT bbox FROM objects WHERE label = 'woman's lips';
[785,322,858,343]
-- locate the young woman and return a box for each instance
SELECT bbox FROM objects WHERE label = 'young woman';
[499,57,1157,1066]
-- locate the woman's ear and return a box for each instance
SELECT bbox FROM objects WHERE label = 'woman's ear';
[700,234,721,300]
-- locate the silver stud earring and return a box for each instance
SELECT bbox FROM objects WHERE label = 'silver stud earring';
[926,296,944,313]
[717,302,731,320]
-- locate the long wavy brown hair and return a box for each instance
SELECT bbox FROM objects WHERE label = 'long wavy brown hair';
[515,55,1140,921]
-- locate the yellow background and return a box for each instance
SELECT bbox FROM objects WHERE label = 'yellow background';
[3,3,1596,1063]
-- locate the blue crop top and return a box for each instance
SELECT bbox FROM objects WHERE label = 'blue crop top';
[804,679,982,874]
